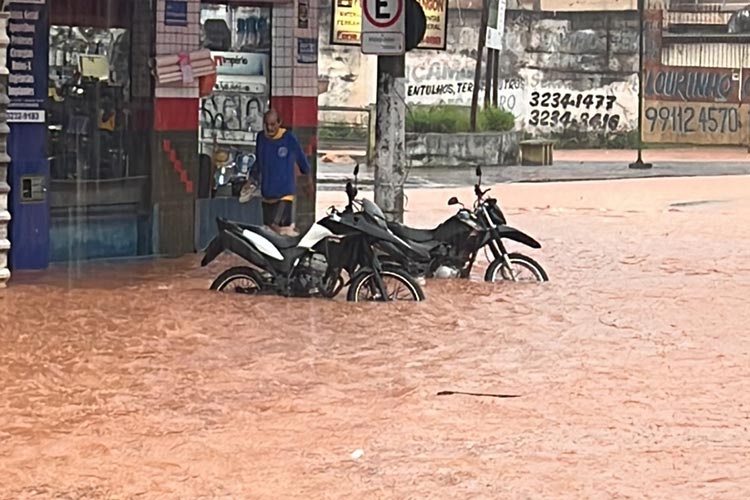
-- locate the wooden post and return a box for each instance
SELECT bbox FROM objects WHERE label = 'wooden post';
[469,0,490,132]
[492,49,500,108]
[484,49,494,109]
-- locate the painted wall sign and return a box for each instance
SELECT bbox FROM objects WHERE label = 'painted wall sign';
[644,65,749,145]
[526,89,624,132]
[644,66,740,104]
[165,0,189,27]
[642,101,746,145]
[7,0,48,116]
[331,0,447,50]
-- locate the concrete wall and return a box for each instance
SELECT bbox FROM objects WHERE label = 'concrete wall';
[516,0,638,10]
[318,6,640,145]
[406,131,519,167]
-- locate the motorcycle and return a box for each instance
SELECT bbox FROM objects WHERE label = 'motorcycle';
[383,165,549,283]
[200,171,428,302]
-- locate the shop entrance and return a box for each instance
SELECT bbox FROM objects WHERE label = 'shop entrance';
[46,0,153,261]
[195,1,272,249]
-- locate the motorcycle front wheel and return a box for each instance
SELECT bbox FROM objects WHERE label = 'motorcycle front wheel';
[347,268,425,302]
[210,266,265,294]
[485,253,549,283]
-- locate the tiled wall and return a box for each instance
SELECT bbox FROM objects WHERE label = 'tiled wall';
[270,0,320,231]
[155,0,201,99]
[271,0,319,99]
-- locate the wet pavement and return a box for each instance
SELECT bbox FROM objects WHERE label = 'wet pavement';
[2,176,750,499]
[318,147,750,190]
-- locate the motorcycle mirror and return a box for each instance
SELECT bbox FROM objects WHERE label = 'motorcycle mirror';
[475,165,482,178]
[353,163,360,177]
[447,196,460,206]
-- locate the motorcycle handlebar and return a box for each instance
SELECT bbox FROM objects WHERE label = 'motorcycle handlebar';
[474,184,491,199]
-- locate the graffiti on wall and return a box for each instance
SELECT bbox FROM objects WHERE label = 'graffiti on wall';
[527,90,623,131]
[521,73,639,135]
[643,65,749,145]
[404,55,526,120]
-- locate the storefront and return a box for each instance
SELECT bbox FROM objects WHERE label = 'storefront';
[5,0,320,272]
[195,1,271,249]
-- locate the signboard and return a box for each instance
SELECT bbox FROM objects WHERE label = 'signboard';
[361,0,405,55]
[642,100,746,145]
[212,52,269,77]
[7,0,48,115]
[165,0,188,27]
[7,109,46,123]
[331,0,447,50]
[643,64,750,145]
[297,37,317,64]
[485,0,506,51]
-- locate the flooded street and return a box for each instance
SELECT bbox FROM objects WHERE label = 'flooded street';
[2,176,750,499]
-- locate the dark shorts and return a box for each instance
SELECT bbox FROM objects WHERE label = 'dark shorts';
[262,200,293,227]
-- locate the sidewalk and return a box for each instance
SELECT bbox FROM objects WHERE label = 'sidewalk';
[316,147,750,190]
[554,147,750,163]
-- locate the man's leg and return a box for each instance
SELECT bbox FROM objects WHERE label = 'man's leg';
[262,201,275,228]
[276,201,296,235]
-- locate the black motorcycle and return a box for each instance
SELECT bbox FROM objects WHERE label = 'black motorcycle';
[383,165,549,283]
[201,175,428,302]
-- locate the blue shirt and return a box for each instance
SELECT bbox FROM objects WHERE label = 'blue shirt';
[252,129,311,201]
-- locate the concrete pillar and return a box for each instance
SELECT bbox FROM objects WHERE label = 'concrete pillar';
[0,13,10,287]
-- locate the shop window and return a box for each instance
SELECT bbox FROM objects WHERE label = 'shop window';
[48,25,133,181]
[199,3,271,198]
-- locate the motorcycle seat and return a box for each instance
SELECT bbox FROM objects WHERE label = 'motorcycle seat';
[242,224,303,249]
[388,221,439,243]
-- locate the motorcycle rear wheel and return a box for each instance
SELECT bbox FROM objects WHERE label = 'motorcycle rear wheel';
[210,266,265,294]
[347,268,425,302]
[485,253,548,283]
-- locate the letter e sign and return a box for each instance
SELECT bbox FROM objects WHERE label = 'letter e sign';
[361,0,405,55]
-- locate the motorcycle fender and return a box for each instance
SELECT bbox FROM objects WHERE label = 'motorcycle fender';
[345,266,375,288]
[347,261,413,286]
[496,226,542,249]
[200,236,224,267]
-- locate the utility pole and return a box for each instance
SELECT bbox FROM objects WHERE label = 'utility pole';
[373,55,406,222]
[366,0,424,223]
[629,0,652,169]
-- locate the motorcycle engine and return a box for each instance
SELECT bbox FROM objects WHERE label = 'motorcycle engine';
[292,253,330,296]
[434,265,461,279]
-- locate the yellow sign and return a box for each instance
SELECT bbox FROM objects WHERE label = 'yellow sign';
[331,0,447,50]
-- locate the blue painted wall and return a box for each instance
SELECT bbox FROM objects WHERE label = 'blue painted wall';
[7,0,51,270]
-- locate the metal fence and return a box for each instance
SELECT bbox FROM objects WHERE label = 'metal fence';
[317,105,376,162]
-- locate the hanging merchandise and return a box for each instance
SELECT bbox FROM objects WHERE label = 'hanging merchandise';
[153,49,216,85]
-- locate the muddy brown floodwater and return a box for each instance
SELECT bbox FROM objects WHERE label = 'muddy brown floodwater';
[2,176,750,499]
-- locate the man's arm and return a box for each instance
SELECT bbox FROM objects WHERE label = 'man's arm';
[250,132,263,182]
[291,133,312,175]
[291,133,314,197]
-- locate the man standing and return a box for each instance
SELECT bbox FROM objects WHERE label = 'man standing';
[251,109,313,235]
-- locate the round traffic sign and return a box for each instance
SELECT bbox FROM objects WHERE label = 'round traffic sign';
[363,0,403,29]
